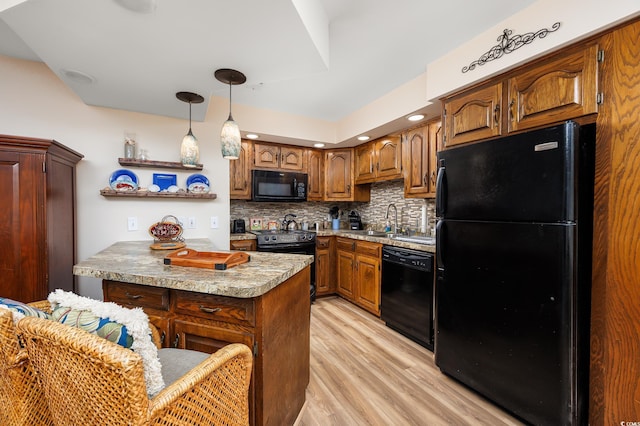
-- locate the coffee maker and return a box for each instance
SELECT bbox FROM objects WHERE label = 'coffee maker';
[232,219,246,233]
[348,210,363,230]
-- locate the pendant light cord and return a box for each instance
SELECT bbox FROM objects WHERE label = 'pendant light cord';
[228,82,234,120]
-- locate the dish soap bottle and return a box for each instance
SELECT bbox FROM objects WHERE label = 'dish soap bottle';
[384,220,391,233]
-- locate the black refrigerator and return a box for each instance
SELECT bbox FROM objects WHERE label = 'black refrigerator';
[434,121,594,425]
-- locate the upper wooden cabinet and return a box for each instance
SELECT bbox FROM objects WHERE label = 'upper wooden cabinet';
[253,142,305,171]
[229,139,252,200]
[403,119,441,198]
[443,43,599,148]
[325,149,370,202]
[355,136,402,184]
[306,149,324,201]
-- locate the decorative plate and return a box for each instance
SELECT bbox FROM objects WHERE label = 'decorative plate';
[153,173,177,191]
[186,173,210,193]
[109,169,138,192]
[148,215,183,242]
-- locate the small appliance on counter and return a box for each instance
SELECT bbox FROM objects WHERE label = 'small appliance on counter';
[348,210,363,230]
[232,219,246,234]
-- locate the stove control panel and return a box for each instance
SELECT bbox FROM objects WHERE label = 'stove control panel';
[255,231,316,245]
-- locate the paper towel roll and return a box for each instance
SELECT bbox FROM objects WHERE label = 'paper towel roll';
[421,205,427,233]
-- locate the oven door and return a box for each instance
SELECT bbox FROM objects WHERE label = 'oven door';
[257,242,316,301]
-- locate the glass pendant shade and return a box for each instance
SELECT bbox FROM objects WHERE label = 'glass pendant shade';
[181,128,199,167]
[221,114,241,160]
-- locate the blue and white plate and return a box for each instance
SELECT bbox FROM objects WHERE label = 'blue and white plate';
[109,169,138,192]
[153,173,177,191]
[186,173,210,193]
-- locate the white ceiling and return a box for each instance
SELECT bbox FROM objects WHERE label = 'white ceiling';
[0,0,536,137]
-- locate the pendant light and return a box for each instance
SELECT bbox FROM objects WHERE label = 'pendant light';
[176,91,204,167]
[215,68,246,160]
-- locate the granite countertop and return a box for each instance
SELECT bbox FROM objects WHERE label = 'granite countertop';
[316,230,436,253]
[73,239,313,298]
[231,229,435,253]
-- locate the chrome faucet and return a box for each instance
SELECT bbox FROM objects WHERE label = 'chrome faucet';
[385,204,398,234]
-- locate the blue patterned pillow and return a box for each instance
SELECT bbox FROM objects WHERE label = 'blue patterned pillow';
[0,297,51,320]
[51,307,134,348]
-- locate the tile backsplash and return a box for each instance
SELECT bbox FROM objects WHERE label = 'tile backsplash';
[230,179,436,234]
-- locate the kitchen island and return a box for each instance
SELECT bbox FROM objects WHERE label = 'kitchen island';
[74,239,313,426]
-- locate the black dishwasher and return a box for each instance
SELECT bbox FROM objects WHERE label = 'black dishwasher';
[381,246,434,350]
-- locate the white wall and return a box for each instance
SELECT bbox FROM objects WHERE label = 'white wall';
[0,55,231,299]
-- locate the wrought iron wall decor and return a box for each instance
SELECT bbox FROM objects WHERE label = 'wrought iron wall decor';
[462,22,561,73]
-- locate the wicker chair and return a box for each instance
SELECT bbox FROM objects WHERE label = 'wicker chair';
[0,300,54,426]
[17,315,253,426]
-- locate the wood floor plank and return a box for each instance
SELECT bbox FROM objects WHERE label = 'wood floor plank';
[295,297,524,426]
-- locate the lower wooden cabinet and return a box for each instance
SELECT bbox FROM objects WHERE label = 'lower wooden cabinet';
[335,237,381,316]
[103,269,311,426]
[315,236,335,295]
[230,238,257,251]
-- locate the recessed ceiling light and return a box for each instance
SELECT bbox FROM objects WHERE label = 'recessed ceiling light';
[408,114,425,122]
[61,69,96,84]
[357,135,370,141]
[313,143,325,148]
[246,133,259,140]
[113,0,157,13]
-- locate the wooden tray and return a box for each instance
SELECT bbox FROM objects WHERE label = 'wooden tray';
[164,248,250,270]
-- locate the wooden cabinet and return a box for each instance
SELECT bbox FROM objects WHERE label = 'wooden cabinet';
[253,142,305,171]
[325,149,370,202]
[403,119,441,198]
[355,136,402,184]
[335,237,381,316]
[0,135,82,303]
[315,236,335,296]
[103,267,311,426]
[230,139,253,200]
[230,238,257,251]
[443,43,599,148]
[306,149,324,201]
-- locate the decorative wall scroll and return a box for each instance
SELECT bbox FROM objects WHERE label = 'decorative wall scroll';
[462,22,561,73]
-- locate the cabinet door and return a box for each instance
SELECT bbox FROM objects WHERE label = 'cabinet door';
[279,146,305,171]
[230,139,252,199]
[507,44,599,133]
[355,255,380,316]
[376,136,402,180]
[306,149,324,200]
[354,142,376,184]
[315,237,334,295]
[427,120,442,195]
[403,125,430,198]
[444,82,502,148]
[325,149,353,200]
[173,319,254,353]
[253,142,279,169]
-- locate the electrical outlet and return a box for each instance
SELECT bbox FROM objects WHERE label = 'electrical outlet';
[210,216,218,229]
[187,217,197,229]
[127,217,138,231]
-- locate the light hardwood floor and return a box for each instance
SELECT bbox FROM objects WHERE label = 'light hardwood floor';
[295,297,524,426]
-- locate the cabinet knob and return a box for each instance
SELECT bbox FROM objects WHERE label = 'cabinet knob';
[493,104,501,125]
[173,334,179,348]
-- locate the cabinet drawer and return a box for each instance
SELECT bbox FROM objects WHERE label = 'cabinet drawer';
[173,290,255,327]
[336,237,355,252]
[356,241,381,258]
[104,281,170,311]
[316,237,332,249]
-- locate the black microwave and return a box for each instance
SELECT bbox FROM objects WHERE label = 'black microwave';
[251,170,307,202]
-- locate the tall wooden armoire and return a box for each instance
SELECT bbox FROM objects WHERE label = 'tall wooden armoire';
[0,135,83,302]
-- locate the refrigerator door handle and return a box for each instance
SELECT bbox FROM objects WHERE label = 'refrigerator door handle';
[436,160,446,217]
[436,219,444,269]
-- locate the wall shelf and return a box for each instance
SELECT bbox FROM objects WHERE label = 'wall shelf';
[100,189,216,199]
[118,158,203,170]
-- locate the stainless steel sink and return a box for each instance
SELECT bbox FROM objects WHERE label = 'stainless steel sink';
[390,235,436,245]
[343,230,388,238]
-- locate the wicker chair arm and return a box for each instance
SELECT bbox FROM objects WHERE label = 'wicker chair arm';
[149,343,253,425]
